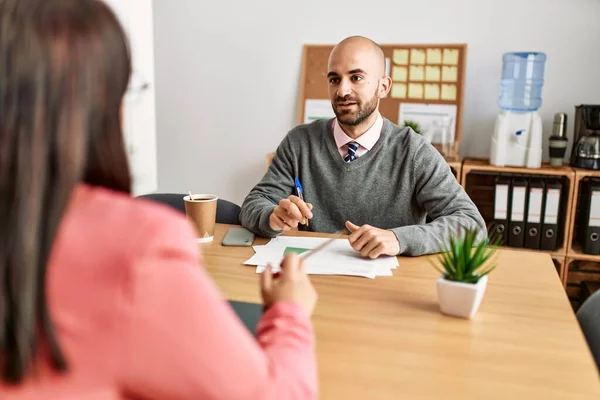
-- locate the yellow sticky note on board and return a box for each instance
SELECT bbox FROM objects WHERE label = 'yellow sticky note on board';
[427,48,442,64]
[424,84,440,99]
[391,83,407,99]
[409,65,424,81]
[443,49,459,65]
[441,84,457,100]
[442,66,458,82]
[425,66,440,81]
[410,49,426,64]
[392,66,407,82]
[408,83,423,99]
[393,49,409,65]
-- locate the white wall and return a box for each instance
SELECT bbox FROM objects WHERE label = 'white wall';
[105,0,158,196]
[152,0,600,205]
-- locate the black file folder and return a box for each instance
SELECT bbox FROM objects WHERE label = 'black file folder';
[540,179,562,251]
[492,176,510,245]
[508,176,528,248]
[524,178,545,250]
[582,183,600,255]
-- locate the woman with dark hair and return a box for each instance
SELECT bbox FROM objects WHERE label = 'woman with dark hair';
[0,0,318,398]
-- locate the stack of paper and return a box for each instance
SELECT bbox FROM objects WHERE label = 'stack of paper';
[243,236,399,279]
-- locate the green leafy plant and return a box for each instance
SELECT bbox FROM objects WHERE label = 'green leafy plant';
[403,120,422,134]
[432,228,499,284]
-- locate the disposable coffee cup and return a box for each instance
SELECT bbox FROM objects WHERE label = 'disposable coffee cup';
[183,194,218,243]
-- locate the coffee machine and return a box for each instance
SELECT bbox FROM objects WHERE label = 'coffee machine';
[570,105,600,170]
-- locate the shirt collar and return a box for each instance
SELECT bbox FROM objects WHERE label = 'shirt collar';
[333,112,383,150]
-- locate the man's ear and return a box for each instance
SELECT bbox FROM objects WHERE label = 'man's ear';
[379,76,392,99]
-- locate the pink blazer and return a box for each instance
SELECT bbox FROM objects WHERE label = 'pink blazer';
[0,184,317,399]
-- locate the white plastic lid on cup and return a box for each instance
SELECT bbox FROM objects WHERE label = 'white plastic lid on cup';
[183,194,219,202]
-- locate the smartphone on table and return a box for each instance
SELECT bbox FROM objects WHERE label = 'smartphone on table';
[221,227,255,246]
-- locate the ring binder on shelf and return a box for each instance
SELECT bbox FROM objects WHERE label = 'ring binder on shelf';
[540,178,562,251]
[508,176,528,248]
[525,178,545,250]
[492,176,511,245]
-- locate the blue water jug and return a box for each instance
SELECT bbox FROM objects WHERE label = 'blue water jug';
[499,52,547,112]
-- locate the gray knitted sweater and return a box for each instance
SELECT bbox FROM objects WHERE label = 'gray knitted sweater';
[240,118,486,256]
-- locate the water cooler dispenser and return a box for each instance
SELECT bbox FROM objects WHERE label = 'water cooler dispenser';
[490,52,547,168]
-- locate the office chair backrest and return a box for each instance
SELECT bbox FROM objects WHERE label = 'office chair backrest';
[577,289,600,372]
[137,193,241,225]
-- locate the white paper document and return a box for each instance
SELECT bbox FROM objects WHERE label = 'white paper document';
[244,236,399,279]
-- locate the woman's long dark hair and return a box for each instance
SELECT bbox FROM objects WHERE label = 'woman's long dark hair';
[0,0,132,383]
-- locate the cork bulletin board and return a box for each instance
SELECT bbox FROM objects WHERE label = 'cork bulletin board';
[297,43,467,157]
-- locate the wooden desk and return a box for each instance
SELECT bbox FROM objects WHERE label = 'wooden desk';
[201,224,600,399]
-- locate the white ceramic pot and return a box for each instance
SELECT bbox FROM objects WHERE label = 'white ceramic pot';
[436,275,488,319]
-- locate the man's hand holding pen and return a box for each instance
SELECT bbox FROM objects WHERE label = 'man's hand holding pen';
[269,195,313,231]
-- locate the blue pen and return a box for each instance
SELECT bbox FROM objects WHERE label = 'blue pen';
[294,177,309,227]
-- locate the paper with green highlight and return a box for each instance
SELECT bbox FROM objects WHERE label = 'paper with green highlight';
[244,236,399,279]
[283,247,311,256]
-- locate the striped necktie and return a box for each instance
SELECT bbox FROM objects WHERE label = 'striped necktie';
[344,141,359,162]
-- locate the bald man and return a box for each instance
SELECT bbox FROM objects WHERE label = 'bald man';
[240,36,485,257]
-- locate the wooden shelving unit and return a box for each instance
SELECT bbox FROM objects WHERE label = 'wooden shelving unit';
[564,257,600,310]
[562,168,600,309]
[460,158,575,179]
[458,158,600,311]
[554,256,567,284]
[565,168,600,257]
[460,158,575,282]
[444,153,462,184]
[567,243,600,262]
[266,152,275,169]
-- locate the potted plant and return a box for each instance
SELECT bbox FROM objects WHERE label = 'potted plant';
[432,228,498,319]
[403,119,435,143]
[402,119,422,134]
